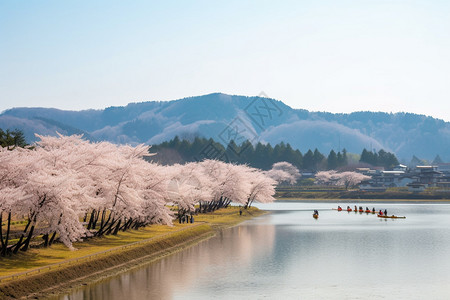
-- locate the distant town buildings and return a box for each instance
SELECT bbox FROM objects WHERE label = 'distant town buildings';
[358,164,450,192]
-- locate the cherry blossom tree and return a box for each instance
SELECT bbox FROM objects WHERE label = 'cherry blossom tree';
[335,171,371,190]
[314,170,338,185]
[13,133,100,250]
[88,142,174,236]
[1,134,178,252]
[244,167,277,208]
[197,161,276,210]
[0,133,278,254]
[315,170,370,190]
[198,160,250,212]
[266,162,301,185]
[0,146,40,255]
[137,162,174,227]
[91,144,146,236]
[167,162,212,221]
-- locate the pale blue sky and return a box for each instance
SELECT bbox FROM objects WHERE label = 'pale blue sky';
[1,0,450,121]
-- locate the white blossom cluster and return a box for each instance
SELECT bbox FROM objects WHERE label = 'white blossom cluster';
[314,170,370,189]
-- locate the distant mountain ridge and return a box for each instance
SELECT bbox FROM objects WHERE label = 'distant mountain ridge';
[1,93,449,162]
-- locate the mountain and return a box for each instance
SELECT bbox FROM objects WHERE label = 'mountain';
[1,93,449,162]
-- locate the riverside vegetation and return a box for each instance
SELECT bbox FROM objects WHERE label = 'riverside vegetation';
[0,206,265,299]
[1,133,281,298]
[1,133,286,257]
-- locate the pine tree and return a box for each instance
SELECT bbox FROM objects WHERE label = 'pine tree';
[342,148,348,166]
[313,148,325,171]
[327,150,338,170]
[303,150,314,170]
[0,129,27,148]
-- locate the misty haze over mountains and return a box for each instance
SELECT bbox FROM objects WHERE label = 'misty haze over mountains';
[1,93,449,162]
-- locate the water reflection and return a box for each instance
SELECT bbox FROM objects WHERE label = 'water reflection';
[58,223,275,300]
[58,202,450,300]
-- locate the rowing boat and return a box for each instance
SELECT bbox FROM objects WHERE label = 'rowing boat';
[313,213,319,219]
[377,214,406,219]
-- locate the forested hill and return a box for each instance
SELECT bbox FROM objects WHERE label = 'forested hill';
[150,136,400,171]
[1,93,449,162]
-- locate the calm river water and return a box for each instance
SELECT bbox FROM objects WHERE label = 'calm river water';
[55,202,450,300]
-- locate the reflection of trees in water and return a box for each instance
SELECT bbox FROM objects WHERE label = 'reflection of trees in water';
[61,224,275,300]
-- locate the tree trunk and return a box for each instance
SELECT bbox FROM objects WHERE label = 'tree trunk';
[248,198,255,208]
[121,218,133,231]
[208,201,214,212]
[101,217,116,236]
[92,210,100,230]
[97,211,114,236]
[42,234,49,247]
[125,218,133,231]
[1,212,12,256]
[12,215,35,253]
[133,220,143,229]
[87,209,96,230]
[112,219,122,235]
[20,224,35,251]
[102,211,113,230]
[105,218,118,235]
[22,215,32,233]
[0,213,4,253]
[99,209,106,231]
[49,231,57,246]
[244,198,250,209]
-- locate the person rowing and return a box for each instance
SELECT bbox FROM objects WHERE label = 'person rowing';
[313,210,319,218]
[384,209,388,216]
[379,210,383,216]
[372,207,376,213]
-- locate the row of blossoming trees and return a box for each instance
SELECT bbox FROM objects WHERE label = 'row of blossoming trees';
[315,170,370,189]
[0,134,299,256]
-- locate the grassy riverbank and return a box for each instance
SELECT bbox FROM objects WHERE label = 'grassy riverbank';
[0,206,265,299]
